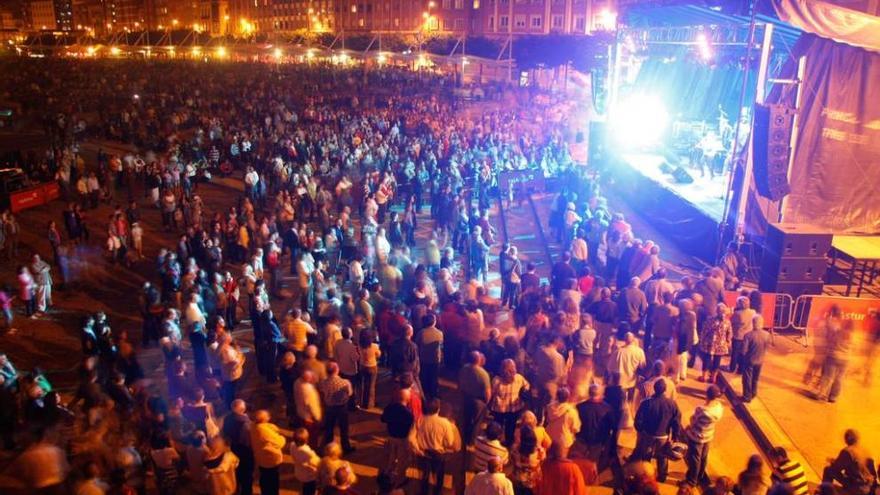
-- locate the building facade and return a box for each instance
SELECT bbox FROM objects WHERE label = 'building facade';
[476,0,615,37]
[29,0,57,29]
[59,0,614,36]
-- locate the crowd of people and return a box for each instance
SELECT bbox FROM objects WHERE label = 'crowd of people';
[0,57,876,495]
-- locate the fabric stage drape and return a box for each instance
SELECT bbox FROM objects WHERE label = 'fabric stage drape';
[770,0,880,53]
[778,34,880,232]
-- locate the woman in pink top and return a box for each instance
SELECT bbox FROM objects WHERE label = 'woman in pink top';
[16,266,35,318]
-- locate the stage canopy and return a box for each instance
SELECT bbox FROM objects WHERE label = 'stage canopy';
[770,0,880,53]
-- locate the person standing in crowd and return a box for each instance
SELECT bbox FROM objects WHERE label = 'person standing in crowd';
[17,265,36,318]
[684,385,723,488]
[381,388,415,488]
[295,369,324,445]
[30,254,53,314]
[417,314,444,401]
[411,398,462,495]
[250,410,285,495]
[465,456,515,495]
[609,332,646,405]
[357,330,381,409]
[459,351,492,446]
[699,303,732,384]
[320,362,355,454]
[536,443,587,495]
[813,319,854,403]
[741,319,771,403]
[222,400,254,495]
[291,428,321,495]
[729,296,756,374]
[489,358,530,447]
[633,379,681,483]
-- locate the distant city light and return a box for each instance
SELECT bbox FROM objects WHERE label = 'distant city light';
[610,93,669,149]
[599,9,617,30]
[216,46,227,58]
[192,47,201,56]
[86,45,96,55]
[109,46,121,55]
[377,53,387,64]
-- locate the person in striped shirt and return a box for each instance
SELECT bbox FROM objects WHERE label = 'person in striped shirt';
[684,385,724,487]
[472,422,509,472]
[769,447,809,495]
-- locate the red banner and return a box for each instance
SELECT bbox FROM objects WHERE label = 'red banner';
[9,182,62,213]
[42,182,60,202]
[10,187,43,213]
[724,290,778,329]
[806,296,880,334]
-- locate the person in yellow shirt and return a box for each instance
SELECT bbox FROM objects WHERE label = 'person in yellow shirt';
[285,308,317,357]
[250,410,286,495]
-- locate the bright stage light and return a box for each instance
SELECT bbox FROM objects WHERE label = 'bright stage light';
[610,94,669,148]
[697,33,713,61]
[273,48,283,59]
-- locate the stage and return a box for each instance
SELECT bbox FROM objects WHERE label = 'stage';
[608,152,730,262]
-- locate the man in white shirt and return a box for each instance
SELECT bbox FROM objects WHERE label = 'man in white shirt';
[244,166,260,201]
[610,332,647,401]
[411,398,462,495]
[290,427,320,495]
[465,457,514,495]
[294,370,323,444]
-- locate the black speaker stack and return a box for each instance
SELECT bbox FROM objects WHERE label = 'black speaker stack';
[753,104,795,201]
[759,223,832,298]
